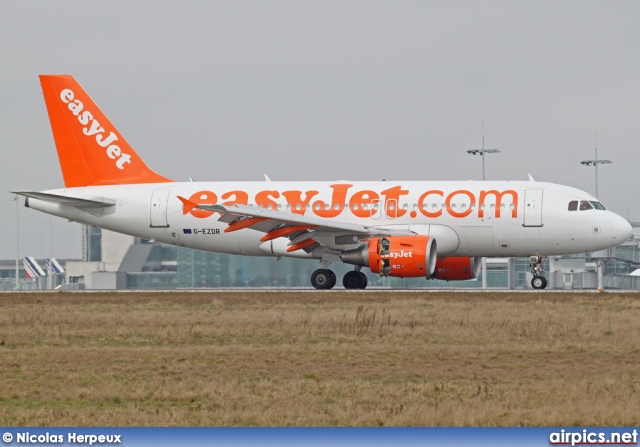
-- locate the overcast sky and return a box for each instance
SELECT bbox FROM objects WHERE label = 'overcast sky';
[1,1,639,260]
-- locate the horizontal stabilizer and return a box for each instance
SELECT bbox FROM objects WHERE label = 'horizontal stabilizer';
[13,191,115,208]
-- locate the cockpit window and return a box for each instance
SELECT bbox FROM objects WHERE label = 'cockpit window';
[579,200,593,211]
[569,200,604,211]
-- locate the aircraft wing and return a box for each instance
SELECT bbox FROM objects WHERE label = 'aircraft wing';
[178,196,414,253]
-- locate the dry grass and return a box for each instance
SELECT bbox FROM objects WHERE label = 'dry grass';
[1,290,639,426]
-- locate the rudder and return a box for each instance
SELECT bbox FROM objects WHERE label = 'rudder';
[39,75,173,187]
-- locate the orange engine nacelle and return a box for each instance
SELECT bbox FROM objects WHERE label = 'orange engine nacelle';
[432,256,481,281]
[342,235,437,278]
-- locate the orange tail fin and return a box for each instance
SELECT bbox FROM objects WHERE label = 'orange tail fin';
[39,75,173,187]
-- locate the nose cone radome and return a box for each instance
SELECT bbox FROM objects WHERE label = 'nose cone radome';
[611,214,633,244]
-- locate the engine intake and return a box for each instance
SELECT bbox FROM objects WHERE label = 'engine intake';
[342,235,437,278]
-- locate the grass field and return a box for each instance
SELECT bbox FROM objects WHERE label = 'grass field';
[0,290,639,426]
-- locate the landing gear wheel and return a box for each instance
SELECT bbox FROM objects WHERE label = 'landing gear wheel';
[311,269,336,290]
[529,256,547,290]
[531,275,547,290]
[327,270,337,289]
[343,271,368,289]
[343,271,359,289]
[359,272,368,289]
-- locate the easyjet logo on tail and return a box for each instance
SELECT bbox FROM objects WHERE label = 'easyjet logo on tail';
[59,89,132,170]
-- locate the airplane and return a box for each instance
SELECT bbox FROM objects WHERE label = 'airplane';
[13,75,633,290]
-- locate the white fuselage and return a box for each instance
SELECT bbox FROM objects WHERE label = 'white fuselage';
[25,180,632,260]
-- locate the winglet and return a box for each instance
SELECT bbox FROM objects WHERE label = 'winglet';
[177,196,198,215]
[39,75,173,187]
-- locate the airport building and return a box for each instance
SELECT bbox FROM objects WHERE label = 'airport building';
[2,223,639,291]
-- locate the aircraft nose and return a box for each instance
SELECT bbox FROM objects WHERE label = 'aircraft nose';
[611,214,632,244]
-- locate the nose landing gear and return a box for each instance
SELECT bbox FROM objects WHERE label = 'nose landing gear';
[529,256,548,289]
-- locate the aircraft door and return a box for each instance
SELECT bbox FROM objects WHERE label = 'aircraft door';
[150,189,170,228]
[523,189,543,227]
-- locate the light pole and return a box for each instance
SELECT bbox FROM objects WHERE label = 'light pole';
[13,195,20,289]
[580,147,612,198]
[580,143,612,291]
[467,130,501,290]
[467,148,501,180]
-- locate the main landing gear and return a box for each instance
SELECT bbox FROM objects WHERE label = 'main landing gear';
[311,269,336,290]
[529,256,548,290]
[310,269,368,290]
[342,270,368,290]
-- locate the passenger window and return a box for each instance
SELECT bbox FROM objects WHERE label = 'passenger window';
[568,201,578,211]
[580,201,593,211]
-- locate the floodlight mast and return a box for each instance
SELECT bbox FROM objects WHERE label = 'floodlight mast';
[580,138,613,292]
[580,146,612,198]
[14,196,19,290]
[467,147,501,181]
[467,123,501,289]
